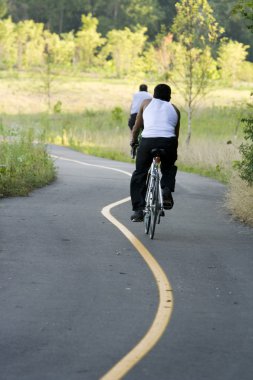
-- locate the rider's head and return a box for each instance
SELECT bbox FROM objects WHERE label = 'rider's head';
[154,84,171,101]
[139,84,148,92]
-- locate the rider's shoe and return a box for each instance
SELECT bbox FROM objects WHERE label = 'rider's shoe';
[163,188,174,210]
[130,210,144,222]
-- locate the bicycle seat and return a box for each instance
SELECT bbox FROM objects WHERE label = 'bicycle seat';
[150,148,166,157]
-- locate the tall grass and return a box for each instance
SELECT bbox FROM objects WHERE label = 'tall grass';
[0,125,56,197]
[226,174,253,227]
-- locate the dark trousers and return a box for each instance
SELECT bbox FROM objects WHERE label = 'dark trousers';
[130,137,178,211]
[128,113,137,130]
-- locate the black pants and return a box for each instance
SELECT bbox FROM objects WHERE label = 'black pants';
[128,113,137,130]
[130,137,178,211]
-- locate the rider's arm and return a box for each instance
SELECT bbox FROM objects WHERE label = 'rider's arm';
[173,104,181,140]
[130,99,150,144]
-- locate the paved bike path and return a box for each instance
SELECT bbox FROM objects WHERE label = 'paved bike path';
[0,145,253,380]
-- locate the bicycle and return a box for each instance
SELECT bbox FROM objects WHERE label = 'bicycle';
[144,149,165,239]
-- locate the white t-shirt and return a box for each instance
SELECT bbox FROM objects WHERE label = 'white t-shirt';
[130,91,152,114]
[142,98,178,138]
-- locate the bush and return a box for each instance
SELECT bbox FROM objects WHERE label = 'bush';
[237,115,253,185]
[238,61,253,82]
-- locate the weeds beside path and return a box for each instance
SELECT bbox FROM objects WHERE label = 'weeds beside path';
[0,130,56,197]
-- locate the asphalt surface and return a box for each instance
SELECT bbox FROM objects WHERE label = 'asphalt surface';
[0,145,252,380]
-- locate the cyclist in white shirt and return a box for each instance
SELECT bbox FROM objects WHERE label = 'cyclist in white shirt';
[128,84,152,131]
[130,84,180,222]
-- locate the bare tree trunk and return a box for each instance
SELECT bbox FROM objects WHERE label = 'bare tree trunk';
[186,105,192,145]
[17,41,23,71]
[186,49,193,145]
[113,1,120,22]
[58,0,65,34]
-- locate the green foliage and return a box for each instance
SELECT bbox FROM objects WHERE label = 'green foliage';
[124,0,162,36]
[237,60,253,81]
[75,13,105,69]
[172,0,223,48]
[102,26,147,77]
[0,18,17,68]
[171,0,223,143]
[237,112,253,185]
[232,1,253,186]
[111,106,124,122]
[217,39,249,85]
[0,127,56,197]
[15,19,44,69]
[4,0,253,60]
[233,0,253,31]
[53,100,62,113]
[0,0,7,18]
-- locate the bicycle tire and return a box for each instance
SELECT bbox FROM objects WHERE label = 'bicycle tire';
[149,176,159,239]
[144,211,151,234]
[144,172,152,234]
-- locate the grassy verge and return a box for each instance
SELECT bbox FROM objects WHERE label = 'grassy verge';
[226,174,253,227]
[0,128,56,197]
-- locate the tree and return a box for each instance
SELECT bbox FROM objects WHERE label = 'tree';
[233,0,253,30]
[171,0,223,144]
[217,39,249,85]
[0,0,7,18]
[210,0,253,60]
[15,20,44,70]
[124,0,162,38]
[75,13,105,70]
[102,26,147,77]
[0,17,17,68]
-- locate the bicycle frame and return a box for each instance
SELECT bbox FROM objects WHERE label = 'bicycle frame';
[144,156,164,239]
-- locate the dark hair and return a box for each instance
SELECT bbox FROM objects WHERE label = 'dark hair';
[139,84,148,91]
[154,84,171,101]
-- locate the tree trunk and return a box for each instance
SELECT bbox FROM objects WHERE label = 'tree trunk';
[17,41,23,71]
[186,105,192,145]
[186,49,193,145]
[58,1,64,34]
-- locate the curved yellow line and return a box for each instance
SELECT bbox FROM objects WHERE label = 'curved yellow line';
[101,197,173,379]
[51,154,174,379]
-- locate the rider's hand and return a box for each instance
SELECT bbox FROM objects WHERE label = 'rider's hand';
[130,141,138,159]
[130,141,137,147]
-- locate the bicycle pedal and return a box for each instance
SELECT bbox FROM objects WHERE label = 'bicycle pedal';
[160,210,165,217]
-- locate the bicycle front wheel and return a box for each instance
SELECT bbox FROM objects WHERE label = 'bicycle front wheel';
[149,177,159,239]
[144,210,151,234]
[144,171,152,234]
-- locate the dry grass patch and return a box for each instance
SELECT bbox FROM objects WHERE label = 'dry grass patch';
[0,72,251,114]
[226,174,253,227]
[177,138,241,182]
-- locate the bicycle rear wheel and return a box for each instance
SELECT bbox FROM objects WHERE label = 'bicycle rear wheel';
[149,177,159,239]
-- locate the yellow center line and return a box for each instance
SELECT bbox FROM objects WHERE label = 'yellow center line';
[101,198,173,379]
[52,154,174,379]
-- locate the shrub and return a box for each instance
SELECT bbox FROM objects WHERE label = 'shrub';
[237,116,253,185]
